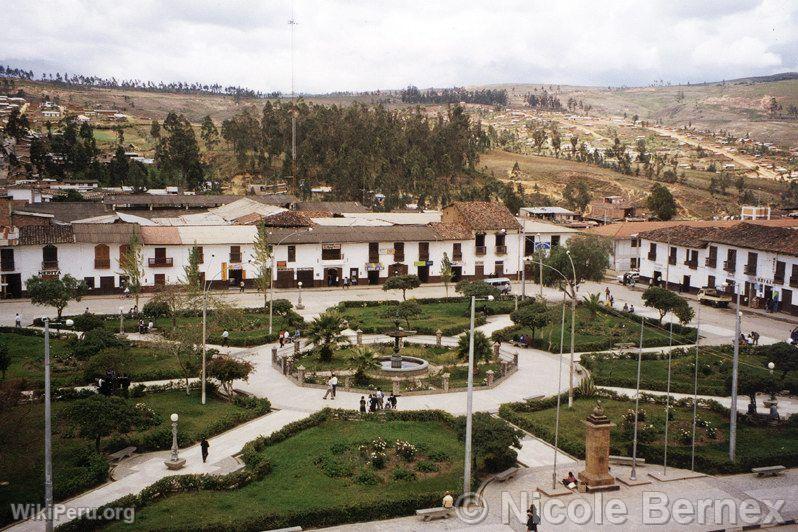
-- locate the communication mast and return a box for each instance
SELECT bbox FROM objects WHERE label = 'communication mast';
[289,1,298,193]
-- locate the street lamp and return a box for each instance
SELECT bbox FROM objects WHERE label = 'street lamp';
[463,293,494,497]
[119,306,124,334]
[729,291,742,462]
[200,258,226,406]
[630,315,644,481]
[164,413,186,470]
[565,250,577,408]
[268,228,313,335]
[42,317,73,532]
[296,281,304,310]
[551,291,567,489]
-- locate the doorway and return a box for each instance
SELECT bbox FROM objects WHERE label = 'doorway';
[417,265,429,283]
[325,268,341,286]
[368,270,380,285]
[2,273,21,298]
[451,266,462,282]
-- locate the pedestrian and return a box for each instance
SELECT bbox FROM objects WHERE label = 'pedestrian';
[369,393,377,412]
[629,304,635,314]
[138,319,145,334]
[623,303,629,312]
[222,330,229,347]
[609,295,615,308]
[239,280,245,293]
[527,504,540,531]
[330,373,338,398]
[84,307,90,314]
[605,286,611,301]
[293,329,301,342]
[278,330,285,347]
[376,388,384,409]
[147,321,154,332]
[388,392,397,409]
[323,376,335,400]
[750,331,760,346]
[124,286,130,299]
[359,395,366,413]
[15,313,21,328]
[200,437,210,463]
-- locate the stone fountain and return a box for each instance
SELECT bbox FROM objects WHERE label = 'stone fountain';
[375,319,429,377]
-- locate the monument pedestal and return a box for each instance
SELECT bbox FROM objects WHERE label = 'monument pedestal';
[578,401,618,491]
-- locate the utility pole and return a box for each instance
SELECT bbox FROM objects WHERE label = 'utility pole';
[289,3,298,194]
[43,319,53,532]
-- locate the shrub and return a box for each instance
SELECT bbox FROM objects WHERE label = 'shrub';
[72,313,107,332]
[395,440,417,461]
[314,454,354,478]
[429,449,451,462]
[142,300,170,318]
[392,467,417,481]
[354,469,380,485]
[330,442,349,455]
[416,460,439,473]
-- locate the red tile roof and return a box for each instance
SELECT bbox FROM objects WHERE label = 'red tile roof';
[445,201,521,231]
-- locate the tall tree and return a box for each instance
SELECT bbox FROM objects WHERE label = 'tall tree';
[252,224,273,308]
[440,252,453,297]
[200,115,220,152]
[562,180,591,212]
[646,183,677,220]
[26,274,87,319]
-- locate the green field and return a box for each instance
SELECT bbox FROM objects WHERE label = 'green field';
[0,331,182,388]
[581,344,798,396]
[0,389,270,527]
[493,305,695,353]
[337,298,516,336]
[501,394,798,474]
[102,415,463,531]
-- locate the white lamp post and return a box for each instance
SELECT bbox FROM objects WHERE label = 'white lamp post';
[164,413,186,469]
[296,281,304,310]
[551,292,567,489]
[463,293,494,497]
[119,306,124,334]
[42,317,73,532]
[565,250,577,408]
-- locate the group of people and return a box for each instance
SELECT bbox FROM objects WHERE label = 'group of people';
[137,319,154,334]
[621,302,636,314]
[277,329,300,347]
[359,389,397,412]
[739,331,760,346]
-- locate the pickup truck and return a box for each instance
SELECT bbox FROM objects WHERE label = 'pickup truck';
[698,288,732,308]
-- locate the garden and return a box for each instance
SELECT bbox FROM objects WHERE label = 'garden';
[0,385,271,527]
[500,388,798,475]
[67,409,520,531]
[581,342,798,397]
[492,302,696,353]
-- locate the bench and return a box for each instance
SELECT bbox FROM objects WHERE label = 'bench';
[752,465,785,477]
[416,507,452,521]
[108,446,137,462]
[494,466,520,482]
[609,455,645,466]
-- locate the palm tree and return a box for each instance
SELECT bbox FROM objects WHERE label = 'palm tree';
[350,346,380,385]
[305,310,350,362]
[582,292,602,318]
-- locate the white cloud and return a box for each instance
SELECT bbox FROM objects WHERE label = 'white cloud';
[1,0,796,93]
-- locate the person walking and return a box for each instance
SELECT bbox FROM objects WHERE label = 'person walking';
[239,280,245,293]
[323,376,335,399]
[330,374,338,399]
[200,438,210,463]
[359,396,366,413]
[221,330,229,347]
[278,330,285,348]
[527,504,540,531]
[15,313,21,328]
[376,388,384,409]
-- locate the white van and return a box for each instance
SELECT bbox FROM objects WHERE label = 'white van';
[484,277,512,294]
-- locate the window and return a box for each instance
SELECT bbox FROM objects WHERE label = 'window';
[647,243,657,261]
[83,276,95,289]
[630,237,639,248]
[791,265,798,287]
[744,252,757,275]
[94,244,110,269]
[495,233,506,247]
[322,244,342,261]
[368,242,379,263]
[154,273,166,286]
[419,242,429,261]
[119,244,129,262]
[229,245,242,263]
[393,242,405,262]
[668,247,677,265]
[287,245,296,263]
[630,257,638,269]
[775,261,786,284]
[149,247,173,267]
[551,235,561,248]
[42,244,58,269]
[193,246,204,264]
[725,249,737,273]
[475,234,486,256]
[706,246,717,268]
[0,248,14,271]
[453,243,462,261]
[707,275,716,289]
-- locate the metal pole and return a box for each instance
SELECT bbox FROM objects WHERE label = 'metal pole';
[201,290,207,405]
[630,315,644,481]
[269,254,275,335]
[119,308,123,334]
[729,290,741,462]
[690,303,702,471]
[44,319,53,532]
[538,234,543,299]
[520,223,525,297]
[663,320,673,476]
[463,296,476,496]
[566,251,576,408]
[551,293,566,489]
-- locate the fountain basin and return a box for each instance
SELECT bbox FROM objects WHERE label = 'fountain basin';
[375,356,429,378]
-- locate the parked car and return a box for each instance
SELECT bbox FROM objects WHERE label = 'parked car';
[617,271,640,285]
[698,288,732,308]
[484,277,512,294]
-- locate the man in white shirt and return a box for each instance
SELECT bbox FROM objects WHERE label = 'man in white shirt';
[442,491,454,509]
[330,374,338,399]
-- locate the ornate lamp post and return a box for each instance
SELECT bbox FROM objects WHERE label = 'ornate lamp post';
[164,413,186,470]
[296,281,304,310]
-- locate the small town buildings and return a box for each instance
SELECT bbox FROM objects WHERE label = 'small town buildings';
[519,206,578,223]
[585,196,641,223]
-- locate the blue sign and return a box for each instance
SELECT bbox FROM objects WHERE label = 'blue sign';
[534,242,551,250]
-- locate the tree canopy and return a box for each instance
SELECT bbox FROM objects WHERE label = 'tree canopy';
[26,274,87,319]
[382,275,421,300]
[510,301,552,341]
[647,183,677,220]
[641,287,694,324]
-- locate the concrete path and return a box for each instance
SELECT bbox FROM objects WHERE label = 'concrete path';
[9,408,308,532]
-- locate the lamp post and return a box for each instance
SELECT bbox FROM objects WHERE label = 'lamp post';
[164,413,186,469]
[663,320,674,476]
[729,290,742,462]
[690,303,702,471]
[200,260,226,406]
[463,293,495,497]
[43,317,73,532]
[119,306,124,334]
[520,222,526,298]
[565,250,577,408]
[268,228,313,335]
[296,281,304,310]
[551,291,567,489]
[630,314,644,481]
[537,233,543,299]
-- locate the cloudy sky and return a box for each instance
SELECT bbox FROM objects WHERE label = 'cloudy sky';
[2,0,797,93]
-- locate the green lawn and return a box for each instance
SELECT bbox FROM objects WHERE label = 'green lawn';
[494,305,695,353]
[338,298,517,336]
[0,389,270,527]
[107,312,300,346]
[104,417,463,531]
[581,345,796,396]
[0,331,182,388]
[501,395,798,474]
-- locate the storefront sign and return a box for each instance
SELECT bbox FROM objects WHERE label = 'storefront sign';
[276,261,287,268]
[322,243,341,250]
[414,260,433,267]
[365,262,383,271]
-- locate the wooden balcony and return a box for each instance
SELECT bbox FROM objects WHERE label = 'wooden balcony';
[0,260,14,272]
[647,252,656,261]
[495,245,507,255]
[684,259,698,270]
[475,246,487,256]
[723,260,736,273]
[229,254,242,264]
[790,278,798,288]
[41,260,59,270]
[743,264,757,276]
[148,257,174,267]
[705,257,717,268]
[94,258,111,269]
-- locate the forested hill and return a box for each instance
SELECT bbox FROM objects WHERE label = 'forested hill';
[220,102,497,208]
